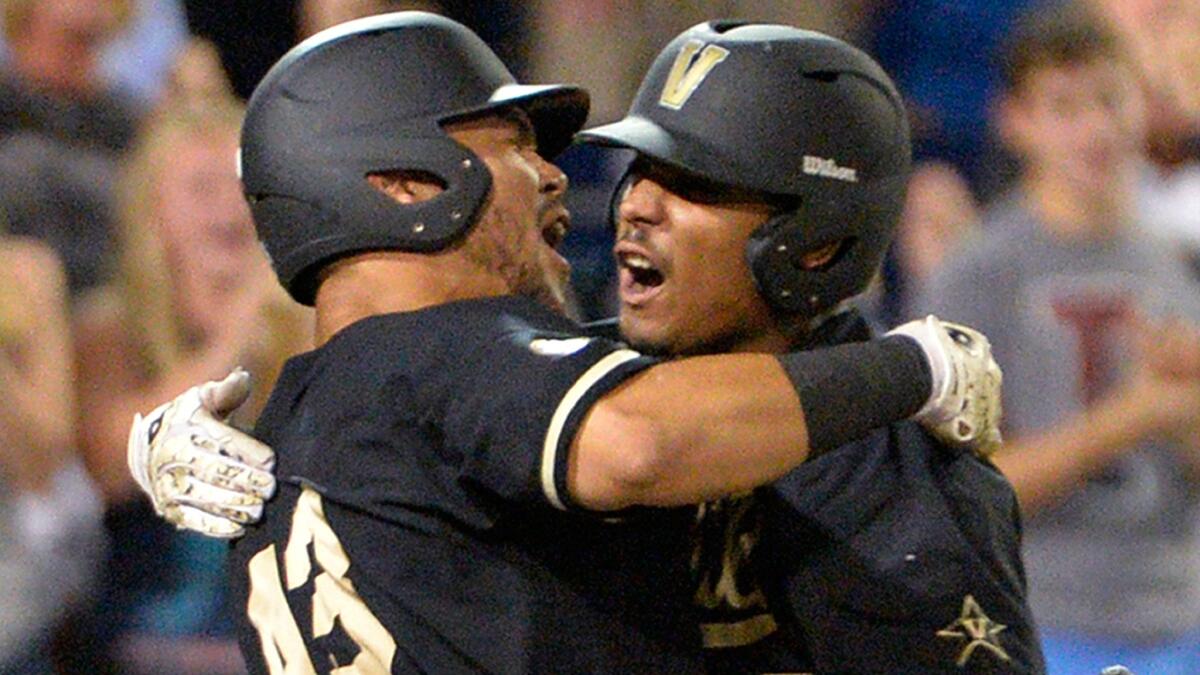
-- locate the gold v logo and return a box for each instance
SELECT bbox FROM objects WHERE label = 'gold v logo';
[659,40,729,110]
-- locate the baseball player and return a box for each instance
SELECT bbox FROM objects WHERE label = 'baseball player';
[574,21,1043,673]
[127,13,1006,674]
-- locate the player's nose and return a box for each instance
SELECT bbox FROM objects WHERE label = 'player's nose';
[617,175,667,231]
[538,156,569,199]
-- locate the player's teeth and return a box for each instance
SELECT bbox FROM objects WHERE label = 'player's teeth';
[624,255,653,270]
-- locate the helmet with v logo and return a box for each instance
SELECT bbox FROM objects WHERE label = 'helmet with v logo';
[580,20,911,317]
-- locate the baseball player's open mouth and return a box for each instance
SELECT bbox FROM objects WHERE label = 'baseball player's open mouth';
[620,253,663,288]
[542,214,570,249]
[542,212,568,249]
[617,251,665,306]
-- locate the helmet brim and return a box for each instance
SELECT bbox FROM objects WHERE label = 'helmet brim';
[577,115,675,162]
[485,84,590,159]
[578,115,741,189]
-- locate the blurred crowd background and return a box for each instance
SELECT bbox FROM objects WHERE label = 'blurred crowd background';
[0,0,1197,673]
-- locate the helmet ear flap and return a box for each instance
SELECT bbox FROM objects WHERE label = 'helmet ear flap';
[746,212,821,314]
[238,12,588,305]
[747,180,906,317]
[250,134,493,305]
[746,205,871,316]
[249,196,328,304]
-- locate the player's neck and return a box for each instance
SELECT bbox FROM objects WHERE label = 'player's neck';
[312,251,509,345]
[678,324,794,357]
[730,330,793,355]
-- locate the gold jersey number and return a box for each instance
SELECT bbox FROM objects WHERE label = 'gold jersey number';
[247,487,397,674]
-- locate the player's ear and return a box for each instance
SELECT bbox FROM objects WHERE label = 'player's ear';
[366,170,447,205]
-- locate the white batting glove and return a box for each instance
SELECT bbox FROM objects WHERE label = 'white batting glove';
[128,368,276,538]
[888,315,1004,457]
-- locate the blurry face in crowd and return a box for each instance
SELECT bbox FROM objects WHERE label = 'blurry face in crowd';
[613,158,787,356]
[1091,0,1200,144]
[153,126,264,333]
[896,162,978,282]
[1003,57,1146,196]
[14,0,125,94]
[444,109,574,314]
[298,0,441,38]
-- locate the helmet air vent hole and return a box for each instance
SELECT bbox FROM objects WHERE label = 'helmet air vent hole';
[710,20,751,34]
[804,70,840,83]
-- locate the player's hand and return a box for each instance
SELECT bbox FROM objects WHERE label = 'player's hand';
[888,315,1003,457]
[127,368,276,538]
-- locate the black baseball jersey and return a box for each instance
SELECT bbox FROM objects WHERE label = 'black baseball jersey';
[229,296,702,674]
[700,311,1046,674]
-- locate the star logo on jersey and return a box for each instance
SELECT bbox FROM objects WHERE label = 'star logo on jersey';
[936,595,1011,667]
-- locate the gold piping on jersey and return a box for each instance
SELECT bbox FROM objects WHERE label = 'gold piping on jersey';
[541,349,642,510]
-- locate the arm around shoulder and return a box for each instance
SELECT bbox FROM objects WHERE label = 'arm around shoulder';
[568,353,810,511]
[567,335,933,511]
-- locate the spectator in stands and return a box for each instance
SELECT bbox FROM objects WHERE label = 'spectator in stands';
[98,0,190,106]
[0,0,140,153]
[1089,0,1200,279]
[297,0,441,38]
[868,161,981,327]
[895,163,980,299]
[0,235,104,672]
[0,130,116,294]
[917,5,1200,673]
[0,0,146,294]
[159,38,231,111]
[71,72,309,673]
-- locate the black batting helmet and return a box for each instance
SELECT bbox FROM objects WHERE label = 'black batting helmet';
[239,12,589,305]
[579,21,910,316]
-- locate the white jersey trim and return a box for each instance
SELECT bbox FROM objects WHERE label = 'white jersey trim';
[541,349,642,510]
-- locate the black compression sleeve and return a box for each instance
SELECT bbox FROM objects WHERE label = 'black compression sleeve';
[776,336,931,453]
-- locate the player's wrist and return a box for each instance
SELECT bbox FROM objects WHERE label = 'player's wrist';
[885,315,954,419]
[776,336,930,453]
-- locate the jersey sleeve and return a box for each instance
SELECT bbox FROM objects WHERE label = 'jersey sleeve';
[439,323,658,512]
